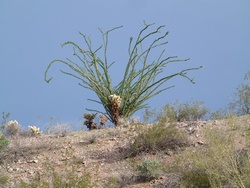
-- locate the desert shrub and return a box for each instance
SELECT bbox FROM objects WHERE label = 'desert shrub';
[84,134,98,144]
[143,108,157,123]
[176,100,209,121]
[171,128,250,188]
[43,117,57,135]
[211,71,250,119]
[19,127,32,137]
[127,123,188,157]
[105,176,119,188]
[210,107,235,120]
[136,159,162,181]
[117,116,142,128]
[52,124,72,136]
[156,100,209,123]
[43,117,73,135]
[230,70,250,115]
[0,168,9,187]
[0,135,9,151]
[0,112,10,133]
[5,120,20,137]
[45,22,202,126]
[0,112,10,151]
[156,103,177,123]
[179,169,211,188]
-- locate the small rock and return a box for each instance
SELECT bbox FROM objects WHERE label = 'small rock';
[60,157,71,161]
[110,137,117,141]
[28,171,34,174]
[165,150,173,156]
[27,159,38,163]
[79,141,88,145]
[200,121,207,127]
[8,168,13,172]
[13,168,19,172]
[197,141,205,145]
[15,160,22,164]
[187,127,196,134]
[160,176,166,180]
[180,122,188,127]
[33,159,38,163]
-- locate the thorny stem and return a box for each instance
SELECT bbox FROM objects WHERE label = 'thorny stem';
[44,22,202,125]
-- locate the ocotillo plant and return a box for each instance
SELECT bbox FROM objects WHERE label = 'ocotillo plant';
[44,22,202,126]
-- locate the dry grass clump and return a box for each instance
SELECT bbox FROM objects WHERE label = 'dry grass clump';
[51,124,72,137]
[0,135,60,166]
[169,125,250,188]
[125,122,189,157]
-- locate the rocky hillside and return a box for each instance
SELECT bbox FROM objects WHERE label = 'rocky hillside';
[1,115,250,188]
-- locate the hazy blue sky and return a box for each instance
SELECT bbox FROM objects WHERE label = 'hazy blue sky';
[1,1,250,129]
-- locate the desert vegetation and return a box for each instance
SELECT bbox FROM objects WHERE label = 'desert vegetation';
[44,22,202,126]
[1,22,249,187]
[1,90,249,187]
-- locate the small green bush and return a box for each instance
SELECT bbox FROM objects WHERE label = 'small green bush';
[0,112,10,133]
[176,100,209,121]
[0,172,9,187]
[105,176,119,188]
[127,123,188,157]
[136,159,162,180]
[179,169,211,188]
[157,100,209,123]
[230,71,250,115]
[210,108,235,120]
[0,135,9,150]
[0,112,10,151]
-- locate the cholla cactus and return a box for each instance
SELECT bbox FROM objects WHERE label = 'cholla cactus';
[7,120,18,126]
[28,126,42,135]
[6,120,20,136]
[109,94,122,126]
[99,113,109,128]
[83,113,97,130]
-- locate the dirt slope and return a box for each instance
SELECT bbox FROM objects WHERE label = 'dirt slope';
[1,115,249,188]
